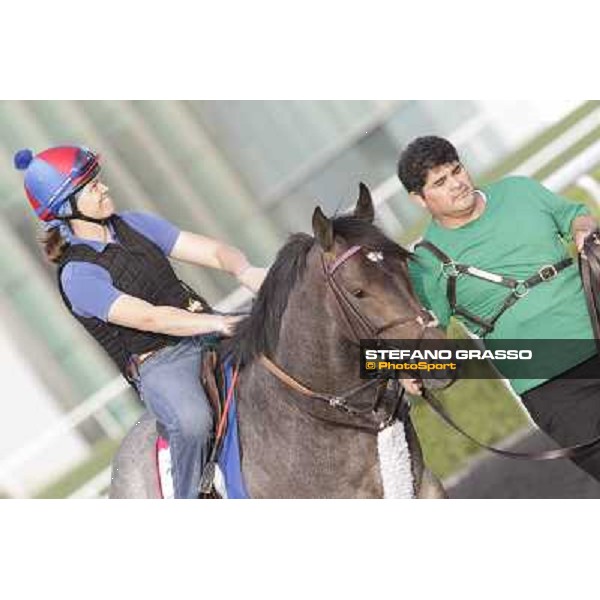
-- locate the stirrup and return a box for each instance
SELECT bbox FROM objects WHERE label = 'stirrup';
[199,461,216,495]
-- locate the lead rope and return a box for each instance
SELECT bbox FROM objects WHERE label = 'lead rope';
[421,388,600,461]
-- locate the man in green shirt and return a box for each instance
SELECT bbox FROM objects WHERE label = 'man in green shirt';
[397,135,600,480]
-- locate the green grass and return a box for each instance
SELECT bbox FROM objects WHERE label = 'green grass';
[34,437,120,499]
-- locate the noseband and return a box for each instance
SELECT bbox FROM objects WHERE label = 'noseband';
[259,244,438,431]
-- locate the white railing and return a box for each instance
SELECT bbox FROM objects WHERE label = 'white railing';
[542,140,600,194]
[0,379,130,498]
[2,107,599,499]
[576,175,600,205]
[511,109,600,178]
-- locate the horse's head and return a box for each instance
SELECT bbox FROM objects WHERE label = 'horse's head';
[311,182,453,390]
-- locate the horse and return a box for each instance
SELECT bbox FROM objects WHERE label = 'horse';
[110,183,453,498]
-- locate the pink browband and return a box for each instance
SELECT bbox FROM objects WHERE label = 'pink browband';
[327,245,362,274]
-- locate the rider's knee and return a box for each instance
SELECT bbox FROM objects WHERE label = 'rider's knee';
[175,402,214,442]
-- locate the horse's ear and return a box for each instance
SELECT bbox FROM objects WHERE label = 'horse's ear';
[312,206,334,252]
[354,182,375,223]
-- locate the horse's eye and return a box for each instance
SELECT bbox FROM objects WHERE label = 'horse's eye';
[352,289,366,298]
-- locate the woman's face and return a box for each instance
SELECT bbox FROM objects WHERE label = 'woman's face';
[75,176,115,220]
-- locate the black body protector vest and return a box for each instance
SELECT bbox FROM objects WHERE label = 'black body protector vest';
[58,215,211,376]
[415,240,573,337]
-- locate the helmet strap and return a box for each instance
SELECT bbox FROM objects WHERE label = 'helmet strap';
[65,196,110,226]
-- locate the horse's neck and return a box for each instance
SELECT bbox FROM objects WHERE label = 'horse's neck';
[235,283,390,498]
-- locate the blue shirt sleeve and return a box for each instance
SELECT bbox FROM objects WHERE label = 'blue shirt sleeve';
[120,211,181,255]
[60,262,123,322]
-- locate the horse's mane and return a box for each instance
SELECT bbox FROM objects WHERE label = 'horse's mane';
[226,216,412,366]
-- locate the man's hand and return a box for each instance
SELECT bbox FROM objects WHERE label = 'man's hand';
[572,215,598,255]
[400,378,423,397]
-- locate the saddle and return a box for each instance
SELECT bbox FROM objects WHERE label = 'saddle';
[197,340,249,499]
[200,342,226,426]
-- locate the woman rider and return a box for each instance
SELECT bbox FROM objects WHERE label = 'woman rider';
[14,145,267,498]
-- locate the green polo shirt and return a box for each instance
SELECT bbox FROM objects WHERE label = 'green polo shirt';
[409,176,594,395]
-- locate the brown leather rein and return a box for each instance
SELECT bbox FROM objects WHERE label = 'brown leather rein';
[257,240,600,461]
[581,230,600,350]
[420,388,600,461]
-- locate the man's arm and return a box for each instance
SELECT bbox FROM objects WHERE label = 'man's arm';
[169,231,267,293]
[520,177,595,251]
[107,294,241,337]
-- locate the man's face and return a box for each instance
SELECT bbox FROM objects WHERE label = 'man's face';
[411,161,477,221]
[75,176,115,220]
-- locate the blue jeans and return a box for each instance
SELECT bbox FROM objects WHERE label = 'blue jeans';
[135,336,214,499]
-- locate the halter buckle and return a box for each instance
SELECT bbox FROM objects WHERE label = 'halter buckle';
[539,264,558,281]
[441,261,459,278]
[514,281,529,298]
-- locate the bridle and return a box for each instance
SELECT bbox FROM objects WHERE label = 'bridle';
[259,243,439,431]
[321,244,437,342]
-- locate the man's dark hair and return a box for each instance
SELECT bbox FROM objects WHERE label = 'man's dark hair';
[397,136,460,194]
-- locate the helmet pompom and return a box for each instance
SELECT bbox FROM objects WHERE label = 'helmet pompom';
[14,148,34,170]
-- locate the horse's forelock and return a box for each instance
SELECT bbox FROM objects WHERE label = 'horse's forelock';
[331,215,412,264]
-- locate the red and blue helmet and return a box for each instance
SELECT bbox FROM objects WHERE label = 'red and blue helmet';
[14,145,100,222]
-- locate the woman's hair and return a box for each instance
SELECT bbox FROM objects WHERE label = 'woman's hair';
[40,226,70,263]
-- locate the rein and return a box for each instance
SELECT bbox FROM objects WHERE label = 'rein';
[580,229,600,351]
[255,235,600,460]
[421,388,600,461]
[416,234,600,462]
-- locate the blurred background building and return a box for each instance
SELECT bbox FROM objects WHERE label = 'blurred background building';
[0,100,598,498]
